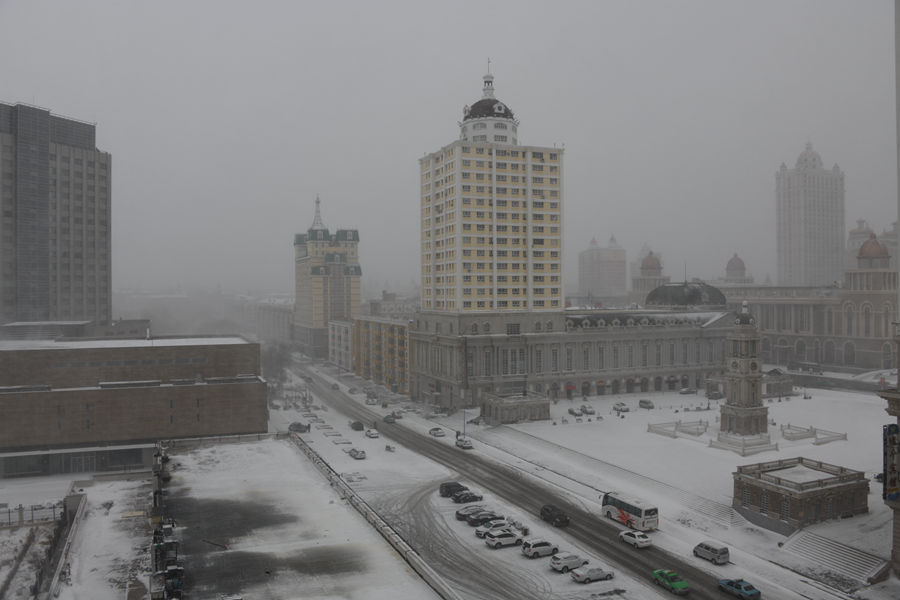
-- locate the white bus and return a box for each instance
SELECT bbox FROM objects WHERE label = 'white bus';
[600,492,659,531]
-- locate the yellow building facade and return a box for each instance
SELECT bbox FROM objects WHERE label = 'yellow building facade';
[420,74,563,313]
[352,315,409,394]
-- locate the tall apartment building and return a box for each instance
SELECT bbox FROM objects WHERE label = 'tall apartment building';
[776,143,845,286]
[293,198,361,358]
[419,73,563,313]
[578,236,627,298]
[0,102,111,324]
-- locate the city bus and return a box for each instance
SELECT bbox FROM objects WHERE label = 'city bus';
[600,492,659,531]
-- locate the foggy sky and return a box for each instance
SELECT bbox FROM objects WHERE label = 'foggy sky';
[0,0,895,296]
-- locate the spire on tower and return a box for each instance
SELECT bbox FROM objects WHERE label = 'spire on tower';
[310,195,326,230]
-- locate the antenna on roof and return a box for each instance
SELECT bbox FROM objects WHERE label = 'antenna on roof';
[487,57,491,74]
[683,260,687,283]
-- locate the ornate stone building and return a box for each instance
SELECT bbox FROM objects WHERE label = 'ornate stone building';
[630,251,670,305]
[293,198,361,358]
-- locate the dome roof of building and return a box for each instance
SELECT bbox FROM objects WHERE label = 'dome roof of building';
[858,233,889,259]
[726,253,745,272]
[735,300,756,326]
[645,281,727,308]
[641,251,661,271]
[463,73,516,122]
[795,142,824,170]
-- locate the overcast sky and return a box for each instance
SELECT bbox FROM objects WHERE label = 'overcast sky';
[0,0,895,296]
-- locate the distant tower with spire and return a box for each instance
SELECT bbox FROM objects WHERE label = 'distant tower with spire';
[293,196,361,358]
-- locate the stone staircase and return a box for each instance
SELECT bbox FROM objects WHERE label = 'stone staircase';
[782,529,888,584]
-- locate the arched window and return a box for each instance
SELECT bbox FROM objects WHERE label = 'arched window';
[795,340,806,361]
[845,305,854,337]
[824,340,835,364]
[863,305,872,337]
[843,342,856,366]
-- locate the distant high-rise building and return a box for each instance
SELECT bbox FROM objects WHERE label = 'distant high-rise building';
[293,198,361,358]
[776,143,845,286]
[419,73,563,313]
[578,236,627,299]
[0,102,112,324]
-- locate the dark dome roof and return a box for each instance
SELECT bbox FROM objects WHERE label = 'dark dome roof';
[726,253,745,271]
[858,233,889,258]
[641,251,661,270]
[464,98,515,121]
[645,281,727,308]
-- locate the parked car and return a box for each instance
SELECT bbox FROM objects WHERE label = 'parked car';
[467,511,503,526]
[439,481,467,497]
[679,387,697,395]
[455,437,474,449]
[638,399,655,409]
[550,552,588,573]
[288,421,309,433]
[567,407,583,417]
[571,565,614,584]
[348,448,366,460]
[717,578,761,599]
[349,421,364,431]
[707,391,724,400]
[390,411,403,419]
[613,402,629,412]
[693,541,729,564]
[455,504,487,521]
[521,538,559,558]
[428,427,446,437]
[383,414,396,424]
[453,491,483,504]
[475,518,511,538]
[540,504,570,527]
[619,530,653,548]
[484,529,523,549]
[580,405,596,415]
[364,428,379,438]
[365,397,377,405]
[652,569,690,595]
[347,387,358,394]
[331,383,340,390]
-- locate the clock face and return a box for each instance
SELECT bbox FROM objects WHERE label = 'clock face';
[750,362,758,371]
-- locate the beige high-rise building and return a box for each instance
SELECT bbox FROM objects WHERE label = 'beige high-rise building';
[293,198,361,358]
[419,73,563,313]
[578,236,627,299]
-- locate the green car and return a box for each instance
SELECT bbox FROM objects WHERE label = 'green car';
[652,569,690,595]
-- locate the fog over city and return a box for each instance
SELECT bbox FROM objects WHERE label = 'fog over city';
[0,0,895,295]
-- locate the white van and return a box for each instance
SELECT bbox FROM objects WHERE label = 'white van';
[693,541,729,564]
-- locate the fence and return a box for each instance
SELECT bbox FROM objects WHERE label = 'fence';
[0,503,64,528]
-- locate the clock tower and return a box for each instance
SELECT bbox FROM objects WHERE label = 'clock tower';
[720,301,769,436]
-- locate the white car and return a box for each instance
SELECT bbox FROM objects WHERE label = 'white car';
[475,518,511,538]
[619,530,652,548]
[571,565,614,583]
[455,437,473,449]
[613,402,629,412]
[364,429,379,438]
[484,529,523,549]
[521,538,559,558]
[580,405,596,415]
[428,427,446,437]
[550,551,588,573]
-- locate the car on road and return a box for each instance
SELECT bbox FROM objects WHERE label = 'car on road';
[580,405,596,415]
[613,402,629,412]
[428,427,446,437]
[694,541,729,564]
[550,551,588,573]
[679,387,697,395]
[717,579,760,599]
[439,481,467,497]
[288,421,309,433]
[619,530,653,548]
[567,407,583,417]
[364,428,379,438]
[383,414,396,424]
[455,437,474,449]
[390,411,403,419]
[484,529,523,549]
[475,518,512,538]
[638,399,655,409]
[452,491,483,504]
[349,420,364,431]
[570,565,614,583]
[455,505,486,521]
[467,511,503,526]
[540,504,570,527]
[652,569,690,595]
[348,448,366,460]
[331,383,340,390]
[521,538,559,558]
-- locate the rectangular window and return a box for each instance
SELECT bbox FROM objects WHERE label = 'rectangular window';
[551,348,559,372]
[535,349,543,373]
[566,347,573,371]
[597,345,605,370]
[582,345,590,371]
[506,323,520,335]
[483,349,492,376]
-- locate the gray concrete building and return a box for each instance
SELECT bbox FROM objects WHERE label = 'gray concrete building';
[577,236,627,303]
[0,102,112,325]
[776,143,845,286]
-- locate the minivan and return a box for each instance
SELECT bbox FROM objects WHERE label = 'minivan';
[693,541,729,564]
[638,399,654,409]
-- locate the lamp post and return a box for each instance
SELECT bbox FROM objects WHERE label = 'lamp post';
[462,407,467,439]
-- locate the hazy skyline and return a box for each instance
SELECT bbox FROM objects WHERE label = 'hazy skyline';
[0,0,895,296]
